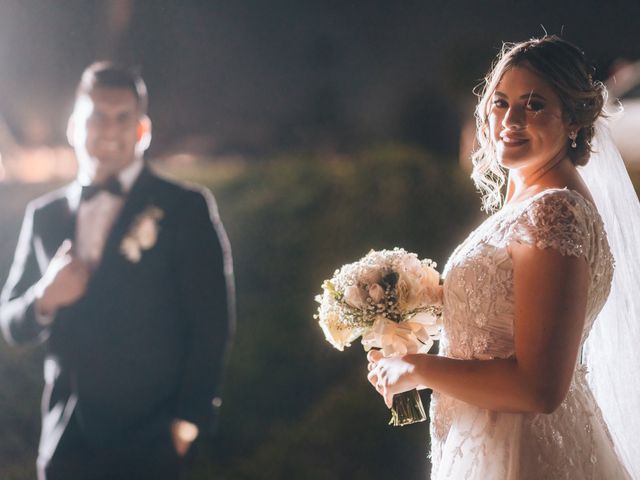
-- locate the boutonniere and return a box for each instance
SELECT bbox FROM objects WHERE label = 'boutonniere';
[120,206,164,263]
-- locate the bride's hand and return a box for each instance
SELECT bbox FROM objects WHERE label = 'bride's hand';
[367,350,420,408]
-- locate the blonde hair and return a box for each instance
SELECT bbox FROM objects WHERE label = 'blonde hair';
[471,36,607,212]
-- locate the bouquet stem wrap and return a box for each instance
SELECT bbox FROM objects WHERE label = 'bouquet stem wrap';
[390,389,427,426]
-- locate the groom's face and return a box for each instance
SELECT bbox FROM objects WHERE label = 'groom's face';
[71,86,145,183]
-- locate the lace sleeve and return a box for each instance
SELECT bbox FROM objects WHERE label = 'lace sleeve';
[510,189,591,258]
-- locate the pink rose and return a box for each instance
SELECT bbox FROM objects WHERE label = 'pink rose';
[368,283,385,304]
[343,285,367,308]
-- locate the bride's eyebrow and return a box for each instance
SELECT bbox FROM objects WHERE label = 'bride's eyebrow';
[522,90,547,102]
[492,91,547,102]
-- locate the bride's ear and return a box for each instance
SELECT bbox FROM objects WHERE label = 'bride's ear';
[136,115,152,152]
[564,116,579,134]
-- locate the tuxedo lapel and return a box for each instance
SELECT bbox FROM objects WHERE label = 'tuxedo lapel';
[37,185,79,263]
[64,184,80,239]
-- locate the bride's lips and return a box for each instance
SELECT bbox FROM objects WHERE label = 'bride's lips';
[500,134,529,147]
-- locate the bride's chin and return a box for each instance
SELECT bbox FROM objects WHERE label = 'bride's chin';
[496,152,529,169]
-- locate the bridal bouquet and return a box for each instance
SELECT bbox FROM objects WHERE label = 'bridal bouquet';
[315,248,442,426]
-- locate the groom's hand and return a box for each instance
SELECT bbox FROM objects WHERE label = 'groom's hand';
[35,240,90,319]
[171,419,199,457]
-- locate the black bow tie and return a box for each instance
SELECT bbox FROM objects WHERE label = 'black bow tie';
[80,177,124,201]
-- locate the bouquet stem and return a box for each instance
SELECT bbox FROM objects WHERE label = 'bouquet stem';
[389,389,427,427]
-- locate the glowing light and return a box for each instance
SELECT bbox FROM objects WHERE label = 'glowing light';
[0,146,76,183]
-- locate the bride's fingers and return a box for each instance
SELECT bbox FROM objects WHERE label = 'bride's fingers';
[367,370,378,386]
[367,350,383,362]
[367,362,374,371]
[384,390,393,408]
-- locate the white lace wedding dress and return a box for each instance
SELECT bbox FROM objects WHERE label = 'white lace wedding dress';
[430,188,631,479]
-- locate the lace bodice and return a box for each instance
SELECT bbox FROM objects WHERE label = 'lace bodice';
[429,189,628,480]
[440,188,613,360]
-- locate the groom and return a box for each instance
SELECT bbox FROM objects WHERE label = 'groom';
[0,62,234,480]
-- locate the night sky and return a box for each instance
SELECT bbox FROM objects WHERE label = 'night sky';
[1,0,640,157]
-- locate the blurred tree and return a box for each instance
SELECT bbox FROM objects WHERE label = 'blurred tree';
[173,145,479,478]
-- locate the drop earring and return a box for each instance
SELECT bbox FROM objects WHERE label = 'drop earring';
[569,131,578,149]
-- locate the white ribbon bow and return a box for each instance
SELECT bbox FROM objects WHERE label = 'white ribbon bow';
[361,312,441,357]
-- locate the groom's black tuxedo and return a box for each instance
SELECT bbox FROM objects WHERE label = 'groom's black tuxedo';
[0,166,234,477]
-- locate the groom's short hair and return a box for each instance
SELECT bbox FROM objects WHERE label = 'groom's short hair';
[76,61,148,115]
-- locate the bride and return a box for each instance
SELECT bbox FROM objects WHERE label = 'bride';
[367,36,639,479]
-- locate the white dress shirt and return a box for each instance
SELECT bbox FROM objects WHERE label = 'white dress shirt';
[75,158,144,268]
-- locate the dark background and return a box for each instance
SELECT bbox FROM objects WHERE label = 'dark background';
[1,1,639,479]
[2,1,640,155]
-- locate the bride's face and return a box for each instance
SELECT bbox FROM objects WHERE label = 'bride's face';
[488,65,573,175]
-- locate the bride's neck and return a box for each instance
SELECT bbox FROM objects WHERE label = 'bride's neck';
[506,151,570,204]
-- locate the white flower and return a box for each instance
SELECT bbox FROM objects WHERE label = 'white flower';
[318,311,357,351]
[343,285,368,309]
[419,263,442,305]
[120,206,164,263]
[136,216,158,249]
[120,237,141,263]
[360,267,383,285]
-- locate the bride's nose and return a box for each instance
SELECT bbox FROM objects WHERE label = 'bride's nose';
[502,106,526,131]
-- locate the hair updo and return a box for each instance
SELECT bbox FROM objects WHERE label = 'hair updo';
[471,35,607,212]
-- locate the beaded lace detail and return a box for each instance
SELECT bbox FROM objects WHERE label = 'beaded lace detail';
[429,189,629,479]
